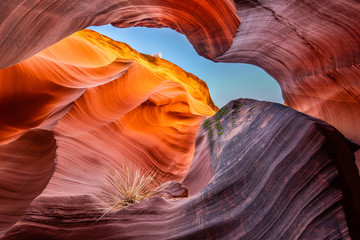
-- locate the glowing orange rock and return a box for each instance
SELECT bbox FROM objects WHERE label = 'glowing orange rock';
[0,29,217,234]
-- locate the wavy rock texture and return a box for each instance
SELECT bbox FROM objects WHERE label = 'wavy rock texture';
[1,0,360,238]
[0,130,56,236]
[3,99,360,239]
[0,0,239,68]
[1,0,359,147]
[0,30,217,235]
[216,0,360,146]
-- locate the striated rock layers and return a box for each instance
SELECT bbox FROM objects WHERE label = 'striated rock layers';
[0,130,56,235]
[1,0,360,238]
[1,0,359,147]
[218,0,360,147]
[0,30,217,235]
[0,0,239,68]
[3,99,360,239]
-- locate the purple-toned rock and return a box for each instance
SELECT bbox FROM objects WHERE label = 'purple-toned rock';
[3,99,359,239]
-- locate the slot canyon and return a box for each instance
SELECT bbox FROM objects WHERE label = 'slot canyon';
[0,0,359,239]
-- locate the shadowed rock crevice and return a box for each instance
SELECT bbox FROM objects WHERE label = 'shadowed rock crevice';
[0,130,57,235]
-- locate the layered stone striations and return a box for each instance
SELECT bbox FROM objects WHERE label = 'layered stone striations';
[3,100,359,239]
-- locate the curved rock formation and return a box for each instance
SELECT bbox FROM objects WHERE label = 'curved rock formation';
[3,100,359,239]
[1,0,360,238]
[0,130,56,236]
[1,0,359,147]
[0,0,239,68]
[216,0,360,146]
[0,29,217,235]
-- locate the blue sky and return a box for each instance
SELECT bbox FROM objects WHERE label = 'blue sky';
[88,25,283,108]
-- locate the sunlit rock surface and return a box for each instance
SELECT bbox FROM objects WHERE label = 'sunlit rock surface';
[3,99,360,239]
[0,29,217,235]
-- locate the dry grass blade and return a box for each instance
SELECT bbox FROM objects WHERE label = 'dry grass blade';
[97,163,167,221]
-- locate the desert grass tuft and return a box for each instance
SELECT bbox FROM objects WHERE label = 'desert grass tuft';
[97,163,166,221]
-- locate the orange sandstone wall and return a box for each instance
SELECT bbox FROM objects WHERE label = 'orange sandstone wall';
[0,29,217,234]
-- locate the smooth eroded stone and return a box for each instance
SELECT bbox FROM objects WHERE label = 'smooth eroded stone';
[3,99,359,239]
[0,130,56,236]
